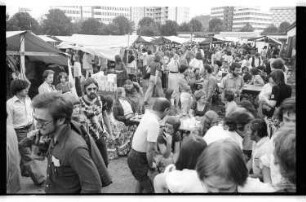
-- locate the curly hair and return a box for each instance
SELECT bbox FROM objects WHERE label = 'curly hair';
[10,79,30,96]
[274,97,295,122]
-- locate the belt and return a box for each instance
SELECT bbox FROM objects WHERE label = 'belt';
[170,71,179,73]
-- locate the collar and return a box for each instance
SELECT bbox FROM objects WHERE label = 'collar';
[11,95,28,103]
[228,74,240,79]
[148,109,161,121]
[53,123,71,145]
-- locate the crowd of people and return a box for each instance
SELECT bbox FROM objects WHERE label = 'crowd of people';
[6,40,296,194]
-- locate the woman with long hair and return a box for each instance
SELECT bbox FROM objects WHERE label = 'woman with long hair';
[114,55,128,87]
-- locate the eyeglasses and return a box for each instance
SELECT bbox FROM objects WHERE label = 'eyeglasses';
[87,87,97,91]
[34,117,53,128]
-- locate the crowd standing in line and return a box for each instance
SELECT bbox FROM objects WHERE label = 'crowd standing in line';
[6,41,296,193]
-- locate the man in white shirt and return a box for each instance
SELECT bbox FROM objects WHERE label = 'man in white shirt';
[127,98,170,193]
[7,79,45,185]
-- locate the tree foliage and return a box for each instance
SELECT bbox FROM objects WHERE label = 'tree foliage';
[137,17,160,36]
[160,20,178,36]
[278,21,291,33]
[189,18,202,32]
[6,12,40,34]
[79,18,102,35]
[178,22,191,32]
[262,24,278,35]
[111,16,134,35]
[240,23,254,32]
[208,18,224,32]
[41,9,73,35]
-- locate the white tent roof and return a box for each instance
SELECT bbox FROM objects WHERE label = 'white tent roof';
[54,34,139,61]
[163,36,189,44]
[37,35,57,43]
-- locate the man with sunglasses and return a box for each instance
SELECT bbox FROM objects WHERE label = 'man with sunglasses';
[30,92,102,193]
[79,78,112,167]
[7,79,45,186]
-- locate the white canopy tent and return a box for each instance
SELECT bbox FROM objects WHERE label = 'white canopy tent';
[55,34,139,61]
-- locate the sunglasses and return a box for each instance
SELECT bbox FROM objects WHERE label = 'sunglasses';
[87,87,97,91]
[34,117,53,128]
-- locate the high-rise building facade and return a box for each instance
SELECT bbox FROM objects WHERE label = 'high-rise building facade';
[52,6,189,29]
[232,7,272,32]
[270,7,296,27]
[210,7,234,31]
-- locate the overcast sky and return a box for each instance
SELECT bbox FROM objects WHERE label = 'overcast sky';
[5,0,301,19]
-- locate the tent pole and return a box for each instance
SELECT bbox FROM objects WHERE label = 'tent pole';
[20,34,26,80]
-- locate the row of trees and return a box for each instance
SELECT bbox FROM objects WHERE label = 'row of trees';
[208,17,292,34]
[6,9,135,36]
[6,9,203,36]
[6,9,292,36]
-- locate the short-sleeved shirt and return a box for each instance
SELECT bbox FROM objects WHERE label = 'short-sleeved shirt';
[131,110,161,153]
[270,84,292,107]
[219,74,244,93]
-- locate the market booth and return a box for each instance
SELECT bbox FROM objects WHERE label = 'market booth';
[6,30,69,98]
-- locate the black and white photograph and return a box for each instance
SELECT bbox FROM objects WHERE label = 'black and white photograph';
[3,0,305,197]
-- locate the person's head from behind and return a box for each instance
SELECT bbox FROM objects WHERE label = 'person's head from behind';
[175,135,207,170]
[42,69,55,84]
[224,109,254,138]
[230,63,241,77]
[165,88,174,102]
[238,100,258,118]
[201,110,219,136]
[270,69,285,86]
[179,64,189,75]
[10,79,30,97]
[224,89,235,103]
[249,119,268,142]
[32,92,73,136]
[203,64,212,76]
[102,95,114,114]
[273,126,296,185]
[274,97,295,127]
[152,98,171,119]
[62,93,81,121]
[271,58,285,72]
[154,55,161,63]
[82,78,99,100]
[58,72,68,84]
[196,139,248,193]
[250,67,259,76]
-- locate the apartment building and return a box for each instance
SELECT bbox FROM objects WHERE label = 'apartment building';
[270,7,296,27]
[210,7,234,31]
[232,7,272,32]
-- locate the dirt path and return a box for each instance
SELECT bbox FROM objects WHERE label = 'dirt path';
[19,157,136,194]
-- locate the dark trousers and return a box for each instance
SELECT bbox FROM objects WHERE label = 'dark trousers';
[127,149,154,193]
[95,137,109,167]
[15,126,45,185]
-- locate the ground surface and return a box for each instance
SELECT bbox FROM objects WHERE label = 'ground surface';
[19,157,136,194]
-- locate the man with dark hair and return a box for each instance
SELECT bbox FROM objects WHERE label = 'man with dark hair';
[219,62,244,103]
[6,79,45,186]
[31,92,102,193]
[79,78,112,167]
[128,98,170,193]
[38,70,57,94]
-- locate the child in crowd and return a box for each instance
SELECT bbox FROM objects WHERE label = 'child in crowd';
[224,89,238,117]
[155,134,175,173]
